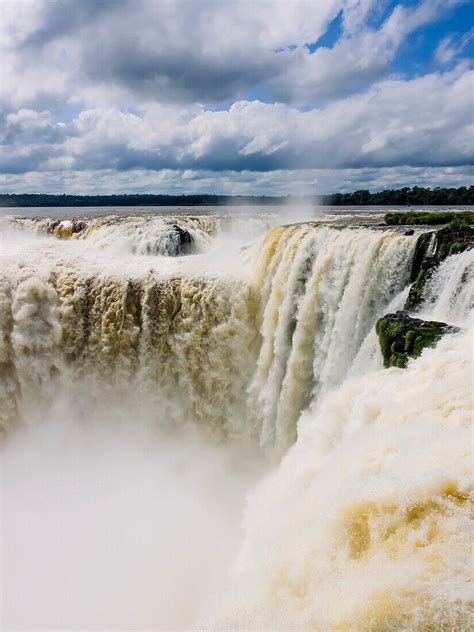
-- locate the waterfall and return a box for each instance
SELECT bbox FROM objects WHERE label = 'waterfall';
[4,212,275,256]
[418,248,474,325]
[247,225,417,452]
[216,325,473,631]
[1,214,472,630]
[1,222,418,445]
[0,266,258,436]
[210,232,473,632]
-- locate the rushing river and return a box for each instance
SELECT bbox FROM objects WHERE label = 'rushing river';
[0,207,472,630]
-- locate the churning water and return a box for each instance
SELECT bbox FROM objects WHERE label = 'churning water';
[0,208,472,630]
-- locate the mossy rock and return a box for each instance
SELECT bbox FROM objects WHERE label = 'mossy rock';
[435,225,474,259]
[169,224,193,255]
[384,211,474,226]
[405,226,473,310]
[376,311,458,368]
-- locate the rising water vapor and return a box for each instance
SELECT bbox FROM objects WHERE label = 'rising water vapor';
[215,325,473,630]
[247,225,417,452]
[2,412,265,629]
[0,213,472,629]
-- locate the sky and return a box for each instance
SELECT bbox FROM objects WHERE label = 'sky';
[0,0,472,195]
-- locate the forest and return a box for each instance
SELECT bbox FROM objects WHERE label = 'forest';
[0,186,473,207]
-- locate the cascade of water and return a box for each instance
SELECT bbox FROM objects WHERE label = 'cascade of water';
[418,248,474,325]
[5,213,276,256]
[0,222,421,447]
[425,231,437,257]
[248,226,417,452]
[1,215,472,630]
[0,269,257,435]
[2,219,472,457]
[6,214,218,255]
[213,241,473,632]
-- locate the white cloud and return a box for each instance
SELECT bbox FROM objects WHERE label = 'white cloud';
[0,0,343,109]
[0,0,472,193]
[0,0,464,111]
[1,67,472,178]
[0,165,472,197]
[435,27,474,65]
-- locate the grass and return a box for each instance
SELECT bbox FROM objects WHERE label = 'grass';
[384,211,474,226]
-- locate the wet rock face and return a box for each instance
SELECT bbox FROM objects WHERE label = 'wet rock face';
[29,217,196,255]
[169,224,193,255]
[48,219,88,239]
[435,225,474,259]
[406,226,473,310]
[376,311,458,368]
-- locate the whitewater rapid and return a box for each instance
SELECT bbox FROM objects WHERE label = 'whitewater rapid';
[218,281,473,630]
[0,219,418,442]
[248,225,417,452]
[0,212,472,630]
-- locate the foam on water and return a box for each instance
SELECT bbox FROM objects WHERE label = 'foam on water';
[0,213,472,630]
[206,251,474,630]
[247,225,418,452]
[214,324,473,630]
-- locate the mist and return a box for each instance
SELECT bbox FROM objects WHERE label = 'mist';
[1,403,266,630]
[1,210,472,630]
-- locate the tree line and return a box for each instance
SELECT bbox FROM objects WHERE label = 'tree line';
[0,186,473,207]
[322,186,474,206]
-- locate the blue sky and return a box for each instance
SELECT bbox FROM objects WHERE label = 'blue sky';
[391,1,473,75]
[339,1,472,76]
[0,0,472,195]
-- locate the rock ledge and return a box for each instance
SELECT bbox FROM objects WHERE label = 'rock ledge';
[376,311,458,368]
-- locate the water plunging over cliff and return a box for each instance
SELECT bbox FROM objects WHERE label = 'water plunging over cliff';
[1,221,417,448]
[1,212,472,630]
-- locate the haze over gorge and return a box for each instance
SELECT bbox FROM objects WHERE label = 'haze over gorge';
[0,205,472,629]
[1,0,474,630]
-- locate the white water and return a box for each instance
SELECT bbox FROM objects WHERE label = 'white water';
[3,212,276,256]
[418,248,474,325]
[216,327,473,630]
[0,214,472,630]
[247,225,416,452]
[214,254,474,630]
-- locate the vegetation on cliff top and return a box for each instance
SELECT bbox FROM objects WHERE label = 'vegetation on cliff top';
[0,186,473,207]
[376,223,472,366]
[376,311,458,368]
[385,211,474,226]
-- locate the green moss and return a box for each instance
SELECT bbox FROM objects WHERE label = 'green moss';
[405,225,473,310]
[405,264,436,311]
[385,211,474,226]
[376,312,458,368]
[405,329,416,349]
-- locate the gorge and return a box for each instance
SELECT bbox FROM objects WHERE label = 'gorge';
[0,209,472,630]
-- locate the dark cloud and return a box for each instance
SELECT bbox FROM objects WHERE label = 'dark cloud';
[0,145,65,174]
[80,39,278,104]
[1,121,69,147]
[0,0,471,193]
[21,0,127,50]
[1,65,473,178]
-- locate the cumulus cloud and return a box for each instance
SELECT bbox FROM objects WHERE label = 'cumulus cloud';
[2,67,472,174]
[0,0,464,110]
[435,27,474,65]
[0,0,472,193]
[0,0,342,109]
[266,0,468,104]
[1,165,472,197]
